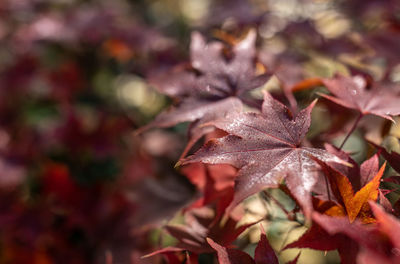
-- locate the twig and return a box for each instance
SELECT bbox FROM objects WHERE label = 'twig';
[339,112,363,150]
[262,190,291,216]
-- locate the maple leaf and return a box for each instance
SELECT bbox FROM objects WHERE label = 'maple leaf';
[313,158,386,223]
[182,92,343,216]
[253,226,280,264]
[312,203,400,264]
[284,215,361,264]
[286,203,400,264]
[144,206,259,259]
[378,189,394,214]
[321,143,363,191]
[369,202,400,251]
[320,75,400,121]
[149,28,270,104]
[207,238,255,264]
[137,97,242,133]
[189,29,269,98]
[314,144,383,196]
[369,141,400,174]
[207,225,298,264]
[181,163,236,219]
[138,30,271,156]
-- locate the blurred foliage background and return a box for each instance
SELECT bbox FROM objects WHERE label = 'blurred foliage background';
[0,0,399,263]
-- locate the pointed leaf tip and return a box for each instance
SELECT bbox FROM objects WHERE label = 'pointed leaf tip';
[309,98,318,109]
[255,225,279,264]
[174,160,182,168]
[286,252,301,264]
[347,161,386,222]
[208,237,255,264]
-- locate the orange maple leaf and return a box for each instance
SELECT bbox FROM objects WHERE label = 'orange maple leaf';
[313,158,386,223]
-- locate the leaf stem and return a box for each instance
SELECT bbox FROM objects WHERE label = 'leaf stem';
[262,190,291,217]
[323,170,331,202]
[339,113,363,150]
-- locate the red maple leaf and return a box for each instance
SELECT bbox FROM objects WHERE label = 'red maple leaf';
[286,202,400,264]
[207,225,299,264]
[138,30,271,157]
[182,92,343,216]
[144,206,259,261]
[369,141,400,174]
[320,75,400,121]
[181,163,236,218]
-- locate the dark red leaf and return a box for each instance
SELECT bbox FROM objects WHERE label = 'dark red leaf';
[181,163,236,215]
[136,97,243,135]
[369,141,400,174]
[320,75,400,121]
[254,226,279,264]
[183,92,343,216]
[207,238,255,264]
[207,225,279,264]
[285,253,301,264]
[139,30,271,156]
[312,205,400,264]
[149,206,258,255]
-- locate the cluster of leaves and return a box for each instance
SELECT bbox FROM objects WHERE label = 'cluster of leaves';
[138,1,400,263]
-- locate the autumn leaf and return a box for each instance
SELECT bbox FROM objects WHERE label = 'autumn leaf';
[311,204,400,264]
[254,225,279,264]
[181,163,236,219]
[207,238,255,264]
[141,29,270,130]
[320,75,400,121]
[183,92,343,216]
[137,30,271,158]
[369,141,400,174]
[207,225,284,264]
[145,206,259,258]
[284,221,359,264]
[286,203,400,264]
[369,202,400,248]
[286,253,301,264]
[313,158,386,223]
[350,162,386,221]
[322,143,362,191]
[189,29,270,98]
[312,144,380,200]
